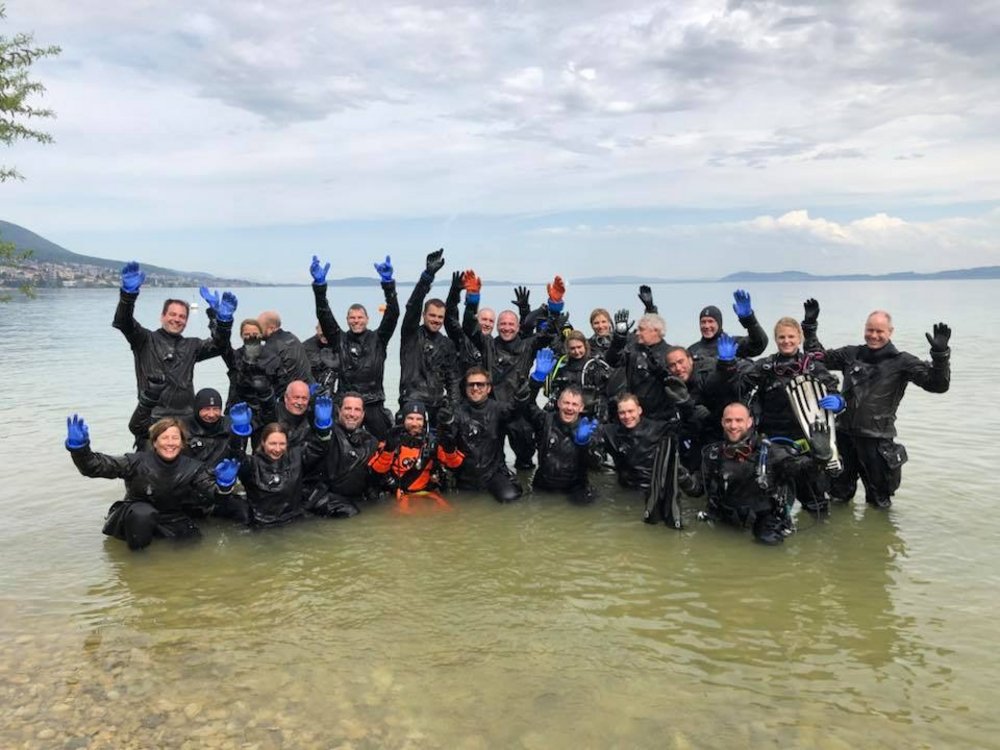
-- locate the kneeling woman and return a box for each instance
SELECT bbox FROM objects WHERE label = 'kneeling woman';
[66,414,219,550]
[213,399,332,527]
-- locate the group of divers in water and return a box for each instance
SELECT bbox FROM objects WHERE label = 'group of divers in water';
[65,249,952,550]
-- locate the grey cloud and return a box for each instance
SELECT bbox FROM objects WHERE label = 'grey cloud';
[708,137,817,168]
[811,148,865,160]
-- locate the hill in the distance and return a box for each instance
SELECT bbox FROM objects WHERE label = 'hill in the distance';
[0,220,248,285]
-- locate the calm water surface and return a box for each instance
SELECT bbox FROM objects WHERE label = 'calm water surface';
[1,281,997,748]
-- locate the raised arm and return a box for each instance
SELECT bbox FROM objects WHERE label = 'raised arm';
[112,261,149,348]
[731,289,768,358]
[374,255,400,346]
[310,255,343,345]
[403,248,444,334]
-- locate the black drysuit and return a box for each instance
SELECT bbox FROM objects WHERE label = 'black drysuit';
[313,281,400,438]
[806,337,950,506]
[113,291,231,418]
[70,444,218,550]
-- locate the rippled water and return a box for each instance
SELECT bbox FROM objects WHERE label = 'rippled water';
[1,281,997,748]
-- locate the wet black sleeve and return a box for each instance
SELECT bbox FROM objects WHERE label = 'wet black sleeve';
[377,281,400,347]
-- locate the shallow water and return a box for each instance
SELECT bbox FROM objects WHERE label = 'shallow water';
[1,281,998,748]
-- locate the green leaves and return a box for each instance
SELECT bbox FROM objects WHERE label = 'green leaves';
[0,4,61,182]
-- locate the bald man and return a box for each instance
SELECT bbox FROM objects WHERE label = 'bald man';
[803,303,951,509]
[258,309,313,394]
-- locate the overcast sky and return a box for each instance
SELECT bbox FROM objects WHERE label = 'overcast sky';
[3,0,999,283]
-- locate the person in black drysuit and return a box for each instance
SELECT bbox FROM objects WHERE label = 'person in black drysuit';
[302,323,340,397]
[128,384,251,522]
[311,254,400,439]
[461,283,548,469]
[215,397,333,527]
[521,362,600,504]
[398,249,460,424]
[700,402,836,545]
[540,330,612,423]
[604,310,676,422]
[587,307,615,361]
[223,318,282,423]
[596,389,701,490]
[595,390,702,526]
[113,262,235,419]
[257,309,313,394]
[255,380,315,450]
[665,345,741,471]
[687,289,769,362]
[444,270,488,376]
[801,299,951,508]
[717,319,844,514]
[451,367,523,503]
[130,384,230,463]
[303,392,379,518]
[66,413,220,550]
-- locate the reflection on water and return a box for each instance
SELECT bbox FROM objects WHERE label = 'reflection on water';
[2,285,1000,747]
[1,486,981,748]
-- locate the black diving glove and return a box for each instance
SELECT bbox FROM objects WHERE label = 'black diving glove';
[613,308,634,336]
[425,248,445,276]
[139,375,168,408]
[638,285,656,313]
[511,285,530,311]
[803,298,820,326]
[436,403,455,428]
[447,270,464,307]
[926,322,951,353]
[663,375,691,405]
[808,420,833,463]
[382,426,403,453]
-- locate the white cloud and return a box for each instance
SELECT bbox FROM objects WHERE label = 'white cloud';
[1,0,998,278]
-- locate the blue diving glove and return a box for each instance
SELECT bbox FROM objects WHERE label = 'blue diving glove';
[65,414,90,450]
[574,416,598,446]
[217,291,238,323]
[314,395,334,430]
[374,255,394,283]
[717,333,738,362]
[229,402,254,437]
[120,261,145,294]
[310,255,330,285]
[819,394,846,413]
[214,458,240,489]
[531,349,556,382]
[732,289,753,318]
[199,286,220,312]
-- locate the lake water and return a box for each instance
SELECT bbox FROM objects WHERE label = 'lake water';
[1,280,997,748]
